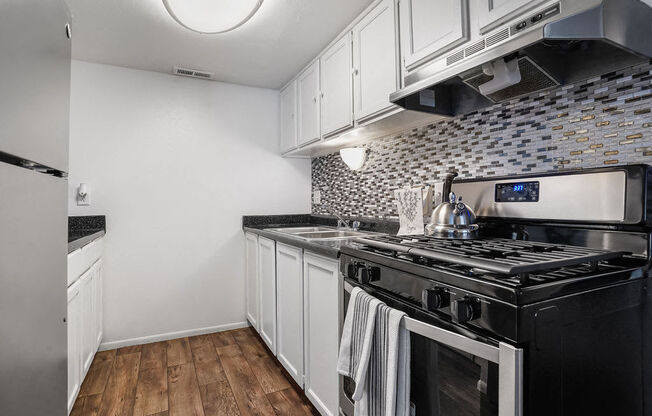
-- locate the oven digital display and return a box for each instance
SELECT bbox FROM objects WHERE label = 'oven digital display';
[495,181,539,202]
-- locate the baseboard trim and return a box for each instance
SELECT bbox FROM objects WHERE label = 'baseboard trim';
[98,321,249,351]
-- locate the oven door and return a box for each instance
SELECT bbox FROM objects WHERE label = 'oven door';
[340,279,523,416]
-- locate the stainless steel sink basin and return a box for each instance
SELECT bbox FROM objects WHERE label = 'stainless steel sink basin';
[267,226,335,234]
[267,226,379,241]
[293,230,369,240]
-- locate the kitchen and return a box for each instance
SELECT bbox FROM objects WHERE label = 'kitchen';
[1,0,652,416]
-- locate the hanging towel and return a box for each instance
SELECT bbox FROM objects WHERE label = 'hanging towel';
[337,287,384,401]
[355,304,411,416]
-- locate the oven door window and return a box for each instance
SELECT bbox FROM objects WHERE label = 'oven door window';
[411,332,498,416]
[342,333,498,416]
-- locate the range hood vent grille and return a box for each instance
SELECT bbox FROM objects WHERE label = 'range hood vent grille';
[486,28,510,47]
[173,66,214,80]
[462,57,559,102]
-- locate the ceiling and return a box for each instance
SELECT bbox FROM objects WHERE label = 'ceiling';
[64,0,374,89]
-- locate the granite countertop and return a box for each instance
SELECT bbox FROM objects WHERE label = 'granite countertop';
[68,215,106,253]
[242,214,398,259]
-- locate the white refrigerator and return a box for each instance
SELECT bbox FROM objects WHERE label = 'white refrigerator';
[0,1,71,415]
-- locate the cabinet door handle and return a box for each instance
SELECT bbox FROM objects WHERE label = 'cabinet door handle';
[352,68,359,76]
[320,92,324,98]
[313,96,317,102]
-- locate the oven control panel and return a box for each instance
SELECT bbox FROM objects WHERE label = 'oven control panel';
[495,181,539,202]
[340,254,518,341]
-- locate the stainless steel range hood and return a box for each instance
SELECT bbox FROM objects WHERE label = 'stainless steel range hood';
[390,0,652,116]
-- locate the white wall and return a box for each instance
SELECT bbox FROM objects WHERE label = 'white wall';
[68,60,311,347]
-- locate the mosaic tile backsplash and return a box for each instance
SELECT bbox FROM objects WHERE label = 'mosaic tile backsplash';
[311,62,652,219]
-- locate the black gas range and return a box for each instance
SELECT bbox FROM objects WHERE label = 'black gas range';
[338,164,652,416]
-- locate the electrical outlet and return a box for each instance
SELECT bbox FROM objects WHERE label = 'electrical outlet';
[313,190,321,204]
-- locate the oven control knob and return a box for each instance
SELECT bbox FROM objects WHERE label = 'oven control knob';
[368,266,381,282]
[452,297,481,323]
[422,287,449,311]
[357,267,370,284]
[346,262,358,279]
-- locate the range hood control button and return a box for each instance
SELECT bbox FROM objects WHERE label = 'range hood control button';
[515,21,527,30]
[531,13,543,23]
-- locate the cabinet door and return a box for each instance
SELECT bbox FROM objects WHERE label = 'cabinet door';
[258,237,277,354]
[67,283,82,414]
[80,269,95,375]
[245,232,259,330]
[400,0,469,71]
[297,61,321,146]
[303,253,339,416]
[353,0,399,121]
[477,0,547,33]
[94,259,104,350]
[280,80,298,153]
[276,243,304,386]
[320,33,353,137]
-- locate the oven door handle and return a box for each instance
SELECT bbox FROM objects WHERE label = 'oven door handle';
[343,280,523,416]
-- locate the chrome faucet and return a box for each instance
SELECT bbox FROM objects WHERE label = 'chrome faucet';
[323,205,360,231]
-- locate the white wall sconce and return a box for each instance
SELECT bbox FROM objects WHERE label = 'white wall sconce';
[77,183,90,206]
[340,147,367,171]
[162,0,264,34]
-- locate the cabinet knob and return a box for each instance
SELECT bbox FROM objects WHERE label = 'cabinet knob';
[320,92,324,98]
[313,96,317,102]
[352,68,359,76]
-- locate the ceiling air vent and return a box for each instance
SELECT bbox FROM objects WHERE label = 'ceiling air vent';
[173,66,214,80]
[464,39,486,57]
[446,50,465,66]
[486,28,510,47]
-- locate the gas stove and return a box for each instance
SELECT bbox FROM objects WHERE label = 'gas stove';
[338,165,652,416]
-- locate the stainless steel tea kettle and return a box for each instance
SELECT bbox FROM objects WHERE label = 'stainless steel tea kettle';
[425,172,479,239]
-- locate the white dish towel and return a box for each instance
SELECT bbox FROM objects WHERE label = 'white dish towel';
[338,287,411,416]
[337,287,384,400]
[355,303,410,416]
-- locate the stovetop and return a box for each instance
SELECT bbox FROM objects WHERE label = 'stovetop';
[340,234,646,305]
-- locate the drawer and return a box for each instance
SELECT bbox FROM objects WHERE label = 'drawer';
[67,236,104,287]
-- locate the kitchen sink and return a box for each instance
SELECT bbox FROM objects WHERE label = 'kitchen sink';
[267,226,378,241]
[267,226,335,234]
[292,230,369,239]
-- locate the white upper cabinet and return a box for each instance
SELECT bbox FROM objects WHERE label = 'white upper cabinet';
[353,0,399,122]
[280,80,298,153]
[400,0,470,71]
[320,33,354,137]
[297,61,321,146]
[476,0,548,33]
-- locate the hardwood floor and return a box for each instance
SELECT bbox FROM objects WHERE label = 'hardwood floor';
[72,327,318,416]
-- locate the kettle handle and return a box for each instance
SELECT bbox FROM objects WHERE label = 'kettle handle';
[442,172,458,203]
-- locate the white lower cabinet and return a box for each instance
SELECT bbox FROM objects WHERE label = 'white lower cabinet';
[258,236,277,354]
[67,237,104,414]
[67,281,82,414]
[245,232,260,329]
[276,243,304,386]
[244,231,340,416]
[303,252,340,416]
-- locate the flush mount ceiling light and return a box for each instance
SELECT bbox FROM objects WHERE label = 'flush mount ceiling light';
[162,0,264,34]
[340,148,367,171]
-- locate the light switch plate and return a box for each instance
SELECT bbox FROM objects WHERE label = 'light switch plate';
[313,190,321,204]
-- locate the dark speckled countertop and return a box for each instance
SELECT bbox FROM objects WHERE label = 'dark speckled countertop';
[242,214,398,259]
[68,215,106,253]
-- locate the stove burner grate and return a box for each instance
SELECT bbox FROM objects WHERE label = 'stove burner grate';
[354,236,626,284]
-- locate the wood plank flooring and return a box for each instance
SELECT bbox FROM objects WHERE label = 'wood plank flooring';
[72,327,318,416]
